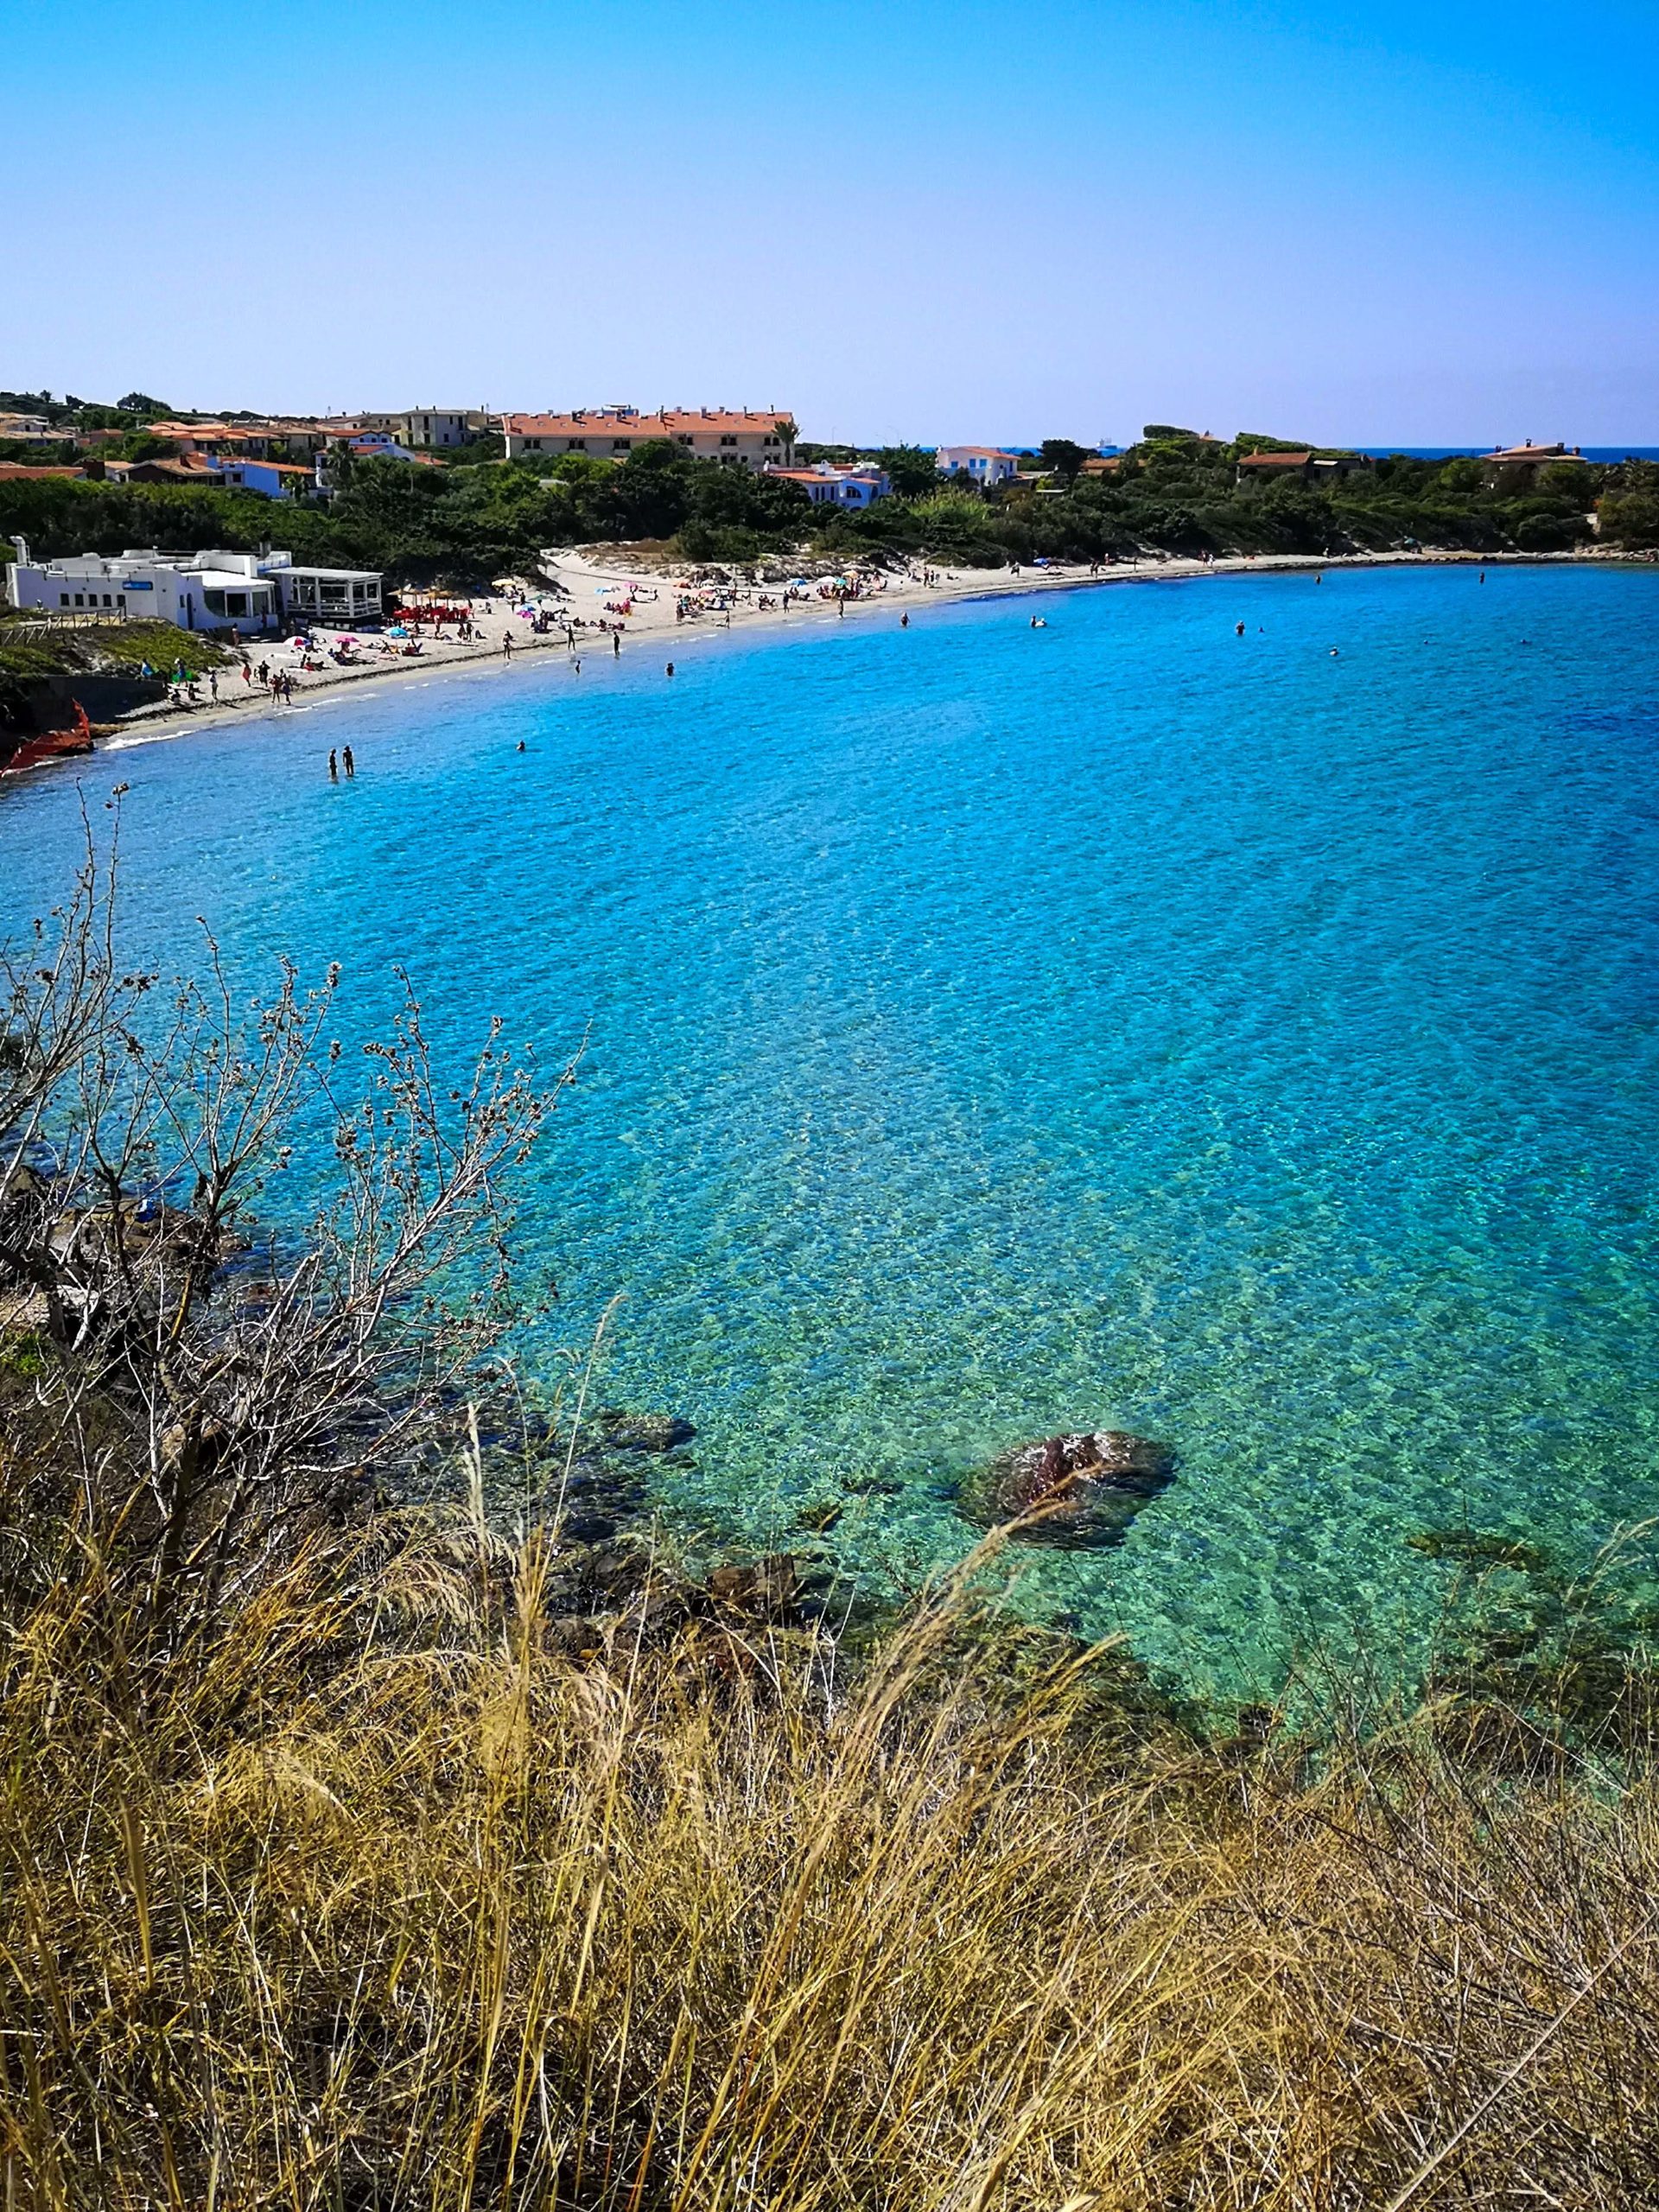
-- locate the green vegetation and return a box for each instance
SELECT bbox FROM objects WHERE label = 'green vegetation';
[0,616,229,682]
[3,423,1654,596]
[5,846,1659,2205]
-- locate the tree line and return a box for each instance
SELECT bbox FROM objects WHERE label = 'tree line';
[3,427,1655,591]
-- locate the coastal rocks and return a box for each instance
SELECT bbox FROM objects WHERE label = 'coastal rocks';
[707,1554,798,1618]
[958,1429,1175,1550]
[535,1542,815,1688]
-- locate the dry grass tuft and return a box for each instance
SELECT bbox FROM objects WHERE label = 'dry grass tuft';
[4,1495,1658,2211]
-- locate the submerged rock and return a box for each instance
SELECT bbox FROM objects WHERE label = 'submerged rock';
[958,1429,1175,1550]
[594,1408,696,1454]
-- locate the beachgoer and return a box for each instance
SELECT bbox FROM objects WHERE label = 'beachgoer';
[1236,621,1245,636]
[613,632,620,657]
[503,635,512,658]
[516,740,526,753]
[210,670,219,697]
[666,662,675,677]
[342,745,355,778]
[328,749,339,781]
[900,612,909,627]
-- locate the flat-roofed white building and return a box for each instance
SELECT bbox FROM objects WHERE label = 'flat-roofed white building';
[501,407,795,468]
[763,462,889,509]
[3,541,382,635]
[935,446,1021,486]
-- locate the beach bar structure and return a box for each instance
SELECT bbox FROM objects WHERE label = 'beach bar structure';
[4,541,382,636]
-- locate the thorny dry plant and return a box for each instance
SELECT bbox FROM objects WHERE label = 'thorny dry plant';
[0,810,566,1656]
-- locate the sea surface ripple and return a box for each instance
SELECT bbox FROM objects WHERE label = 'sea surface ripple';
[3,564,1656,1691]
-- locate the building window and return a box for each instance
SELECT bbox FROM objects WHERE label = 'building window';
[720,435,736,446]
[568,440,586,451]
[60,592,69,606]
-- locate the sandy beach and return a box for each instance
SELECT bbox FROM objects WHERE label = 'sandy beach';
[88,542,1622,753]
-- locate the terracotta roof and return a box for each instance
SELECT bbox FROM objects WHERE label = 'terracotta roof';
[0,462,84,479]
[502,410,790,439]
[143,421,276,446]
[224,459,314,474]
[1237,449,1313,467]
[104,456,222,480]
[1486,442,1575,462]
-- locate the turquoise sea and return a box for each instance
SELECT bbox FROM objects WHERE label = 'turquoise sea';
[3,564,1657,1693]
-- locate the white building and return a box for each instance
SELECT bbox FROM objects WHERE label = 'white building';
[500,407,795,469]
[4,541,383,636]
[763,463,889,509]
[935,446,1021,486]
[397,410,480,448]
[351,410,483,448]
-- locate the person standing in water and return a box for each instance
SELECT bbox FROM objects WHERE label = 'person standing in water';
[328,749,339,782]
[613,631,620,656]
[342,745,355,779]
[666,662,675,677]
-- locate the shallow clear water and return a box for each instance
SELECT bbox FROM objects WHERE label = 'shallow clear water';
[4,565,1657,1692]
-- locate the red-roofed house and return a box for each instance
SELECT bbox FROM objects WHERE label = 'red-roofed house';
[1481,442,1585,486]
[500,408,795,468]
[1235,449,1372,487]
[217,458,316,499]
[100,454,225,487]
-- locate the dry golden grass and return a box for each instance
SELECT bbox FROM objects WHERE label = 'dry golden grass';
[3,1490,1657,2212]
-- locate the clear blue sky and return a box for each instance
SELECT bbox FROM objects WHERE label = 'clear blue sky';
[4,0,1656,444]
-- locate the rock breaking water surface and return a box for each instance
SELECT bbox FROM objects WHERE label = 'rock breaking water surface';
[4,564,1657,1693]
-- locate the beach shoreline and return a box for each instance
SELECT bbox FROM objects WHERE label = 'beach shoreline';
[38,543,1654,760]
